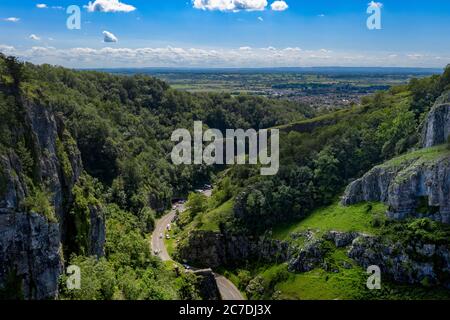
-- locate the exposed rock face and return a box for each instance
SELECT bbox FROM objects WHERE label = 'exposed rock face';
[348,235,450,287]
[422,91,450,148]
[342,154,450,223]
[0,212,62,299]
[0,154,27,210]
[88,204,106,257]
[324,231,359,248]
[192,269,220,300]
[288,240,327,273]
[0,100,105,299]
[177,231,290,269]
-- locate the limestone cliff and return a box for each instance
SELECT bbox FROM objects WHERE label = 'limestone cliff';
[342,148,450,223]
[177,230,290,268]
[0,99,105,299]
[422,91,450,148]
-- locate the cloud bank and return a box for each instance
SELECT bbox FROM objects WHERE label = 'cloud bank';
[0,45,445,69]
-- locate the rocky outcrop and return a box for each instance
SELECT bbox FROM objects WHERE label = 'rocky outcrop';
[348,234,450,287]
[288,239,327,273]
[177,231,290,269]
[422,91,450,148]
[323,231,360,248]
[192,269,220,300]
[88,204,106,257]
[0,100,105,299]
[342,152,450,223]
[0,211,62,299]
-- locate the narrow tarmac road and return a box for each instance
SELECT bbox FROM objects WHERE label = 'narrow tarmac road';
[150,190,244,301]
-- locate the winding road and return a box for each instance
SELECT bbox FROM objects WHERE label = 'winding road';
[151,190,244,301]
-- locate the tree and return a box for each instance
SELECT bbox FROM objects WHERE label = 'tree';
[313,147,340,204]
[186,192,207,215]
[4,56,26,90]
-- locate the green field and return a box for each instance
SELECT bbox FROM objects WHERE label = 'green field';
[272,201,387,240]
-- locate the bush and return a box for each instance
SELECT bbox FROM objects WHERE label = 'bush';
[22,188,56,222]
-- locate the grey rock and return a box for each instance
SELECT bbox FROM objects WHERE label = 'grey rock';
[177,231,290,269]
[348,235,449,286]
[342,155,450,224]
[0,100,105,299]
[324,231,359,248]
[422,91,450,148]
[0,212,62,299]
[192,269,220,301]
[288,240,326,273]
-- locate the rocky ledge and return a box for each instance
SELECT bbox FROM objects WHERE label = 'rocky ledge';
[342,149,450,223]
[349,234,450,288]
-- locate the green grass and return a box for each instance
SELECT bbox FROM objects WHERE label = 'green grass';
[272,201,387,240]
[194,199,234,232]
[275,266,369,300]
[164,233,176,257]
[380,145,450,168]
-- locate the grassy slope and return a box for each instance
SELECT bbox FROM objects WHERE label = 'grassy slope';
[272,201,387,240]
[380,144,450,168]
[187,199,234,232]
[266,145,450,300]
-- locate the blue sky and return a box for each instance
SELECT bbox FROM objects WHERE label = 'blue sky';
[0,0,449,68]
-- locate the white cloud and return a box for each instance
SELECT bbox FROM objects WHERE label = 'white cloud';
[318,14,325,17]
[36,4,48,9]
[3,17,20,22]
[103,31,118,43]
[193,0,268,12]
[270,1,288,11]
[85,0,136,13]
[257,16,264,21]
[29,34,41,41]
